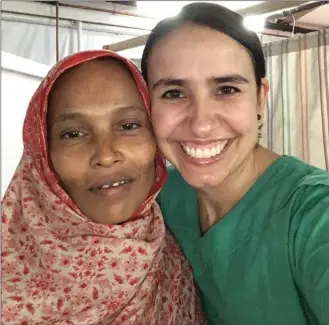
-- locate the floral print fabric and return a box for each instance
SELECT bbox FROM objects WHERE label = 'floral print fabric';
[1,50,205,325]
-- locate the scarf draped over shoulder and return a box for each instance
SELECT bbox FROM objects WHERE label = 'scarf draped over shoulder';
[1,50,205,325]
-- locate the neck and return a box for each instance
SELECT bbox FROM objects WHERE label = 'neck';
[198,146,278,233]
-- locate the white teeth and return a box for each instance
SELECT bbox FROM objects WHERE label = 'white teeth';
[204,148,211,158]
[195,148,203,158]
[99,180,128,189]
[181,140,228,159]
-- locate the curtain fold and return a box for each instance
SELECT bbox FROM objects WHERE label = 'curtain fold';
[261,29,329,171]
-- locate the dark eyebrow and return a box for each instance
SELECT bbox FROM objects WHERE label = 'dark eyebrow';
[151,78,186,91]
[210,74,249,84]
[52,106,145,125]
[53,112,85,125]
[151,74,249,91]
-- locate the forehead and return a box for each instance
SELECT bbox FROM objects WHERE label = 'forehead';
[148,24,255,82]
[49,59,142,108]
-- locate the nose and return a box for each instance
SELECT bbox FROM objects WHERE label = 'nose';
[189,97,218,138]
[90,134,123,168]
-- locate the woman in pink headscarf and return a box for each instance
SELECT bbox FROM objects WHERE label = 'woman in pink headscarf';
[1,50,206,325]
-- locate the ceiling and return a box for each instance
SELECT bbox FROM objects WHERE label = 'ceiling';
[296,3,329,28]
[264,1,329,34]
[109,1,137,6]
[135,1,264,19]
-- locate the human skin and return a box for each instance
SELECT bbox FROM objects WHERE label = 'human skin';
[147,23,278,231]
[48,59,157,225]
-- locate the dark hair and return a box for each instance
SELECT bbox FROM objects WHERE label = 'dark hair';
[141,2,266,90]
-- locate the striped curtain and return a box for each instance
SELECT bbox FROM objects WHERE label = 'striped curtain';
[261,29,329,171]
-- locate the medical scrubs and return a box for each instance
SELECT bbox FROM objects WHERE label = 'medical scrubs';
[157,156,329,325]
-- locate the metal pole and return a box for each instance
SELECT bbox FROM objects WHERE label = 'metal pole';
[56,1,59,62]
[77,21,83,51]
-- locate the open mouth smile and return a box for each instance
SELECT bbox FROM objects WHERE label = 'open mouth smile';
[180,140,229,161]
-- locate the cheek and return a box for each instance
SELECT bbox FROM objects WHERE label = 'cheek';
[151,102,182,140]
[229,111,255,133]
[50,147,87,189]
[224,99,258,135]
[123,133,157,176]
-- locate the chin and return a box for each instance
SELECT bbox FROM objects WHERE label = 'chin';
[180,169,227,190]
[81,203,133,225]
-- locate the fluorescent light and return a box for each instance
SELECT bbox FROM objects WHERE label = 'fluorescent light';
[137,1,193,19]
[243,15,265,32]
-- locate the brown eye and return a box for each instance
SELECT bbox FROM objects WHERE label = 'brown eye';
[217,86,240,95]
[120,123,141,131]
[61,131,85,139]
[162,89,185,99]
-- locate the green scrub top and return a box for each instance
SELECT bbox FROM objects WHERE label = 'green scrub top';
[157,156,329,325]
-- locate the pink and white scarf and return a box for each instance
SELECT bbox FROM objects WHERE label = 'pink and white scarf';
[1,50,206,325]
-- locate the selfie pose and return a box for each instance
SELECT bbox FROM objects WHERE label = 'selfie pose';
[141,3,329,325]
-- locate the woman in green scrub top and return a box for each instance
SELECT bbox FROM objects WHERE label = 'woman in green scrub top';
[141,2,329,325]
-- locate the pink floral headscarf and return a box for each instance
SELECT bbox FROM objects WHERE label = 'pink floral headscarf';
[1,50,206,325]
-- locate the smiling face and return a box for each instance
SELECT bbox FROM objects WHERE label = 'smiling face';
[48,58,156,224]
[147,23,268,189]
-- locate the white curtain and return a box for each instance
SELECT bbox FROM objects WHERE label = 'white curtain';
[2,20,138,67]
[1,52,51,197]
[261,29,329,171]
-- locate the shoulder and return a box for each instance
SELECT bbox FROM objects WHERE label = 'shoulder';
[279,156,329,224]
[279,155,328,181]
[274,156,329,207]
[290,171,329,227]
[284,157,329,266]
[285,161,329,321]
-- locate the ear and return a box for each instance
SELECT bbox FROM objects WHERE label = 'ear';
[257,78,269,117]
